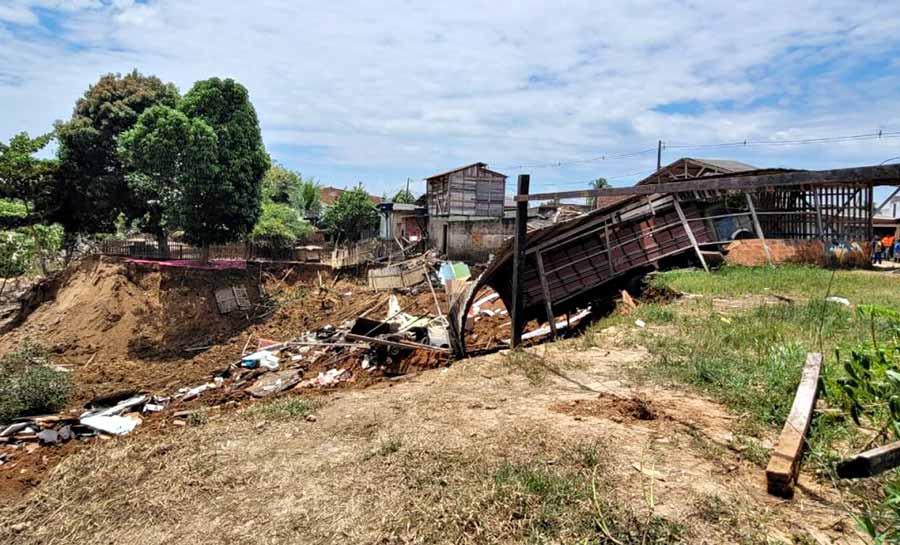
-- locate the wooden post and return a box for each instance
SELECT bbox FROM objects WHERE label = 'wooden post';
[813,188,825,240]
[604,224,615,276]
[534,251,557,339]
[673,198,709,272]
[511,174,530,348]
[766,352,823,497]
[745,193,773,265]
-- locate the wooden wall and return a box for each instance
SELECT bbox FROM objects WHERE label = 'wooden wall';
[427,164,506,217]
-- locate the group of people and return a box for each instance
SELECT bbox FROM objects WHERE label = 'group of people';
[871,234,900,264]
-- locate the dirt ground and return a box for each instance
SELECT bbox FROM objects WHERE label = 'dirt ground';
[0,328,857,544]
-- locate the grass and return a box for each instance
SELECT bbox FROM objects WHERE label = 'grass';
[652,264,900,307]
[242,396,318,419]
[593,265,900,464]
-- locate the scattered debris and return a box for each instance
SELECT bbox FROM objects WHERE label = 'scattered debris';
[825,296,851,306]
[215,286,253,314]
[634,319,647,328]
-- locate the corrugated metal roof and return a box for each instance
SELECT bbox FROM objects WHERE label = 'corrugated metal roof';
[693,158,758,172]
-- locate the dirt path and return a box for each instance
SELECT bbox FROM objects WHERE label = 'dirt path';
[0,329,856,545]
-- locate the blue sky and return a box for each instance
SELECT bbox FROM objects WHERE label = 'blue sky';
[2,1,900,201]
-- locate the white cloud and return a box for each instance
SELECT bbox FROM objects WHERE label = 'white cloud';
[1,0,900,195]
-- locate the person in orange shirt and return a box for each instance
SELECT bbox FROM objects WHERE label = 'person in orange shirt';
[883,235,895,260]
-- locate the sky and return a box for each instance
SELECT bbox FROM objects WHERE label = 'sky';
[2,0,900,201]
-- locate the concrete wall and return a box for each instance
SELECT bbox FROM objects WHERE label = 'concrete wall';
[430,216,515,262]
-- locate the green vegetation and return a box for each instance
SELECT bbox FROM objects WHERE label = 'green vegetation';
[55,70,180,237]
[320,185,379,242]
[250,201,313,246]
[244,397,318,419]
[0,342,71,424]
[653,264,900,307]
[392,188,415,204]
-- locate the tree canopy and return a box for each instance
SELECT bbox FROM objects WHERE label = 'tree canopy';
[586,177,609,208]
[261,164,302,208]
[53,70,180,236]
[393,189,415,204]
[321,186,379,242]
[175,78,270,249]
[250,201,313,247]
[0,132,57,228]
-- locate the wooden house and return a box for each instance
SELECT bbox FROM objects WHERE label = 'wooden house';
[426,163,507,218]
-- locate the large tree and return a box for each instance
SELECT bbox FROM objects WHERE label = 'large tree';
[261,164,302,208]
[53,70,179,238]
[118,105,217,256]
[174,78,270,255]
[321,185,379,242]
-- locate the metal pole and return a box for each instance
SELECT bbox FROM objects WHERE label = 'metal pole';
[511,174,530,348]
[534,251,557,339]
[656,140,662,183]
[673,198,709,272]
[745,192,773,265]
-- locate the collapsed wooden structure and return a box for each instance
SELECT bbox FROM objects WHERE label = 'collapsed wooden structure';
[448,164,900,355]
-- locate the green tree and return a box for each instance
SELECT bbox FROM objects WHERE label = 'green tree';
[175,78,270,257]
[0,133,61,273]
[250,201,313,247]
[321,185,379,242]
[53,70,179,239]
[118,105,213,256]
[261,164,303,207]
[586,177,609,209]
[393,188,415,204]
[0,230,32,299]
[298,178,322,219]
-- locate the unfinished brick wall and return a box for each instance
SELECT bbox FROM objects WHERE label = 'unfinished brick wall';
[724,239,827,266]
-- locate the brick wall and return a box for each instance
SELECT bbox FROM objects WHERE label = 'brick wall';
[724,239,827,266]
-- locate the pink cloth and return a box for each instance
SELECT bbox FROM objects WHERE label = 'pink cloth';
[124,258,247,270]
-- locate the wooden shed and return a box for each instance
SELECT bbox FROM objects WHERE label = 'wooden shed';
[426,163,507,218]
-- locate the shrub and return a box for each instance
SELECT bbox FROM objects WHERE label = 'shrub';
[0,342,71,424]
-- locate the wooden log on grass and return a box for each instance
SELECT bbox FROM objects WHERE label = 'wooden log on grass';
[766,352,823,498]
[836,440,900,479]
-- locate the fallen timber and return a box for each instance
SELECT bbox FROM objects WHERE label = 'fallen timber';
[766,352,823,498]
[448,163,900,356]
[837,439,900,479]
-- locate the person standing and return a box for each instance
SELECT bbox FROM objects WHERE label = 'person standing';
[873,238,884,264]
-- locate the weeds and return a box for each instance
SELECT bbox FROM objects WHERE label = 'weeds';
[243,396,318,419]
[502,348,548,385]
[377,436,402,456]
[0,341,70,424]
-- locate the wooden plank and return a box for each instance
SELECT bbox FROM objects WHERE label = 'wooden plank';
[344,333,448,353]
[766,352,823,498]
[673,198,709,273]
[515,164,900,202]
[511,174,530,348]
[836,440,900,479]
[534,251,558,338]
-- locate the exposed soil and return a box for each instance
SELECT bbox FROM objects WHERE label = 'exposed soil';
[551,392,659,422]
[0,332,856,544]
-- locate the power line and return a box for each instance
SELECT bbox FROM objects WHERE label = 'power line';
[502,129,900,172]
[542,168,657,189]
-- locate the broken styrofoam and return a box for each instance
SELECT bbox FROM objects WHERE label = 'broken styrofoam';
[314,368,349,387]
[241,350,280,370]
[635,319,647,328]
[825,296,851,306]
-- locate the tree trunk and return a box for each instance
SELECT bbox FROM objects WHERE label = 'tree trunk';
[200,244,210,263]
[23,202,48,276]
[155,230,170,259]
[0,277,7,301]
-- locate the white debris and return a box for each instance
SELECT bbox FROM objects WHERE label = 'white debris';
[314,368,349,387]
[143,403,166,413]
[825,296,851,306]
[80,414,141,436]
[635,319,646,328]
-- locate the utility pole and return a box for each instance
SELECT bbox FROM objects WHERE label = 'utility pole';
[511,174,530,348]
[656,140,663,184]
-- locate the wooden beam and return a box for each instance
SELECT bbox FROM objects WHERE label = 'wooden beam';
[813,188,825,240]
[534,251,558,339]
[673,198,709,272]
[836,439,900,479]
[745,193,773,265]
[344,333,447,353]
[511,174,530,348]
[514,164,900,202]
[766,352,823,498]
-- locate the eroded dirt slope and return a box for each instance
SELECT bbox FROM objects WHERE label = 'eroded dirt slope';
[0,333,854,545]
